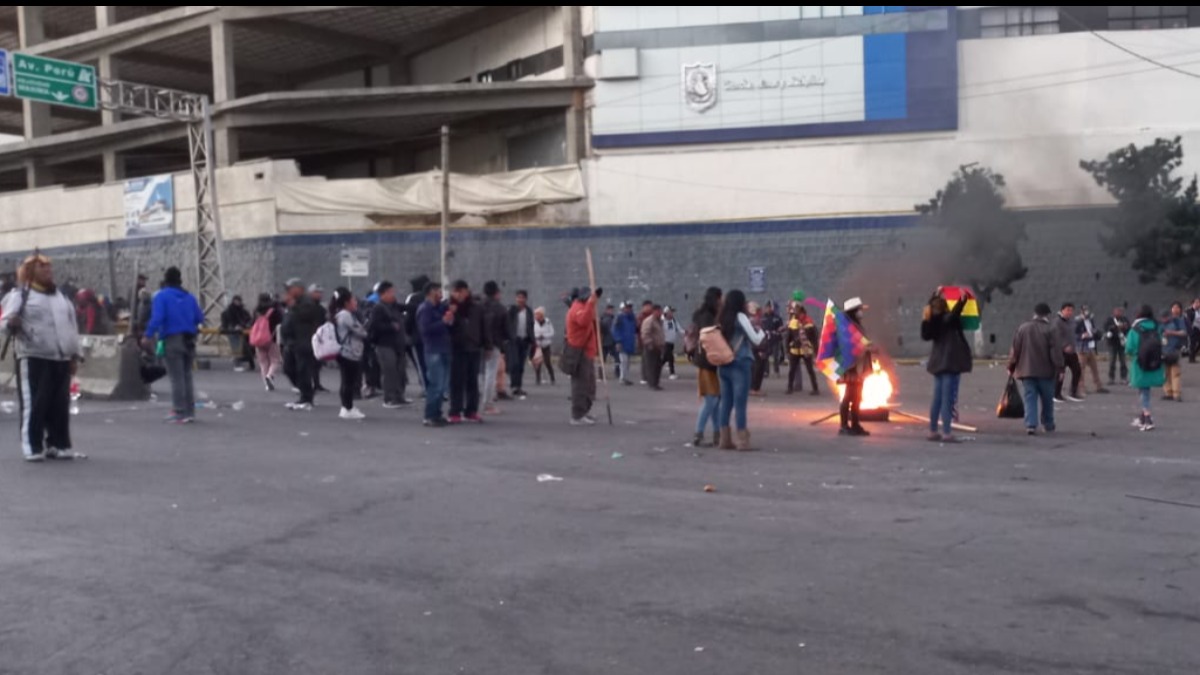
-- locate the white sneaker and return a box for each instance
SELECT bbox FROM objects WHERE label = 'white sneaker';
[570,416,596,426]
[340,408,365,420]
[1066,395,1085,403]
[669,375,678,381]
[289,402,313,412]
[583,415,598,425]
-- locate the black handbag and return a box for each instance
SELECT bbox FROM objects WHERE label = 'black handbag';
[140,351,167,384]
[997,375,1025,419]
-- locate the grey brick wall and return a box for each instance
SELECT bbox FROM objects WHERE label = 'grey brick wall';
[8,209,1185,357]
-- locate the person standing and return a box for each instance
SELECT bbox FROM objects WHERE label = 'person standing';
[1104,307,1131,385]
[417,282,451,427]
[762,301,786,377]
[640,304,666,391]
[786,304,820,396]
[1008,303,1064,436]
[636,300,654,384]
[2,254,82,461]
[1187,298,1200,364]
[369,281,410,409]
[1162,301,1188,402]
[716,290,765,450]
[508,290,535,397]
[661,306,681,381]
[308,284,330,394]
[921,288,973,443]
[613,303,638,386]
[330,288,368,420]
[600,304,618,378]
[75,289,114,336]
[251,293,284,391]
[1054,303,1084,403]
[404,275,432,391]
[691,287,722,447]
[480,281,509,414]
[221,295,253,372]
[144,267,206,424]
[280,278,324,412]
[1127,305,1165,431]
[749,302,770,397]
[838,298,874,438]
[533,307,557,386]
[448,280,485,424]
[566,287,602,425]
[1075,305,1109,395]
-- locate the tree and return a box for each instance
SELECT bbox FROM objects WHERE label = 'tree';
[1080,136,1200,289]
[915,164,1028,303]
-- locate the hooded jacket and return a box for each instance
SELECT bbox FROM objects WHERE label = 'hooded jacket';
[613,312,638,353]
[1126,318,1166,389]
[1008,316,1064,380]
[451,296,487,353]
[281,295,325,349]
[1,287,81,362]
[921,301,973,376]
[145,286,205,340]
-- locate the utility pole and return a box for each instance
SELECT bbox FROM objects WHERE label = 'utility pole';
[440,124,450,287]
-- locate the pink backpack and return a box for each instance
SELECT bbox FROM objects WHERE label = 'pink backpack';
[249,309,274,348]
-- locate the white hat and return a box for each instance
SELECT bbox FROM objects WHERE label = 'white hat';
[844,297,867,313]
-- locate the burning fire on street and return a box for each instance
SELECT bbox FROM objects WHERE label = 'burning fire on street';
[833,361,896,411]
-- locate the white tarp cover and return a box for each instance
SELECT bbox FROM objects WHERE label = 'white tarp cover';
[275,165,585,216]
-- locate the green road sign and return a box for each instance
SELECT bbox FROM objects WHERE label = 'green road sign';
[13,52,97,110]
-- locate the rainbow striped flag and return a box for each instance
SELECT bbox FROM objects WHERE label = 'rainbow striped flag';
[942,287,981,331]
[816,299,870,378]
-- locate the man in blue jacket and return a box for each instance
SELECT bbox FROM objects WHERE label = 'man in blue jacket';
[613,302,638,386]
[417,281,452,427]
[143,267,206,424]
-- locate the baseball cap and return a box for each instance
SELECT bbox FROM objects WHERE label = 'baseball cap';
[285,277,304,289]
[308,283,325,293]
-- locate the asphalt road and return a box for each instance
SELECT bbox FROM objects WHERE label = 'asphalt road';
[1,360,1197,674]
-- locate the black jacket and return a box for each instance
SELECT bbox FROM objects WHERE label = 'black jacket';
[221,304,252,332]
[921,302,973,375]
[508,304,535,344]
[281,295,325,348]
[368,301,407,350]
[451,296,487,353]
[403,291,424,344]
[1102,316,1130,347]
[483,297,509,351]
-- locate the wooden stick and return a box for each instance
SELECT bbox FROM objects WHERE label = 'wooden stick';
[585,248,614,425]
[809,411,840,426]
[892,408,978,433]
[1126,494,1200,510]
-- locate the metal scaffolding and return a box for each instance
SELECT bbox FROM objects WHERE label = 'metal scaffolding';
[97,79,227,326]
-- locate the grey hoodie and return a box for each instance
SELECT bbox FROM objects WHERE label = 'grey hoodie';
[1,288,81,362]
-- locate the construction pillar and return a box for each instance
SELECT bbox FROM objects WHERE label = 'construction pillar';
[96,5,124,182]
[211,20,239,167]
[562,5,587,165]
[18,6,53,187]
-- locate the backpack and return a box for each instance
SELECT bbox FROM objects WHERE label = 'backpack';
[249,309,274,348]
[312,321,344,361]
[1136,324,1163,372]
[699,326,734,367]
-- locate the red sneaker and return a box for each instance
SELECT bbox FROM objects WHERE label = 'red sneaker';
[466,414,484,424]
[447,415,464,425]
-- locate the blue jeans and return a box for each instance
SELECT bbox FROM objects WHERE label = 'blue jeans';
[424,351,449,421]
[930,373,961,435]
[696,395,719,435]
[718,358,752,431]
[1021,377,1056,431]
[1139,388,1151,413]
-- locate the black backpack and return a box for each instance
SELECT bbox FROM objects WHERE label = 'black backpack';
[1136,324,1163,372]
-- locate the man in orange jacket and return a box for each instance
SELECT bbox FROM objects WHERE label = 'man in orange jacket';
[565,286,602,425]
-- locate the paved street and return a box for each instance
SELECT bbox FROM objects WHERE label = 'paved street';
[1,361,1197,674]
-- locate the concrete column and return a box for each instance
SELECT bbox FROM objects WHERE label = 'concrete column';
[562,6,587,165]
[386,56,411,86]
[96,6,124,182]
[211,20,240,167]
[18,6,53,187]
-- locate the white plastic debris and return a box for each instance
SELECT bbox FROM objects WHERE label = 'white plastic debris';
[821,482,855,490]
[536,474,564,483]
[231,401,245,411]
[694,647,705,653]
[0,401,14,414]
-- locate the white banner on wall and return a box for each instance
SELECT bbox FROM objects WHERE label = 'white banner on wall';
[123,174,175,238]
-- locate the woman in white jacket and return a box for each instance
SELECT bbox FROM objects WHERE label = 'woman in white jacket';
[533,307,556,385]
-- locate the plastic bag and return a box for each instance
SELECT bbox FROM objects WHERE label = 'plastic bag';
[997,375,1025,419]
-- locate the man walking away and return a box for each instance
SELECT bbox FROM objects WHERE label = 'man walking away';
[280,278,324,411]
[662,306,681,381]
[641,304,666,391]
[1075,305,1109,395]
[448,280,485,424]
[566,287,602,425]
[369,281,410,409]
[405,275,431,391]
[508,290,535,398]
[1162,301,1188,402]
[481,281,509,414]
[1008,303,1065,436]
[1054,303,1083,402]
[1104,307,1130,384]
[417,282,451,427]
[144,267,206,424]
[1127,305,1165,431]
[1187,298,1200,364]
[2,254,82,461]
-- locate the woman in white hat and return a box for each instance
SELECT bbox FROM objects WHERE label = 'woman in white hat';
[840,297,872,437]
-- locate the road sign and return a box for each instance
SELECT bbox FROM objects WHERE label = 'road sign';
[12,52,97,110]
[0,50,10,97]
[340,248,370,278]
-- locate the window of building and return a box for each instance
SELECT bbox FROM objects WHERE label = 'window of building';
[1108,6,1188,30]
[800,6,865,19]
[980,7,1060,38]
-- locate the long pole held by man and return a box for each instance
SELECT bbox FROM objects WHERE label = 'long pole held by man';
[586,248,614,425]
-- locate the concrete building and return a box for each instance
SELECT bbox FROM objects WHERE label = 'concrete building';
[1,6,1198,354]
